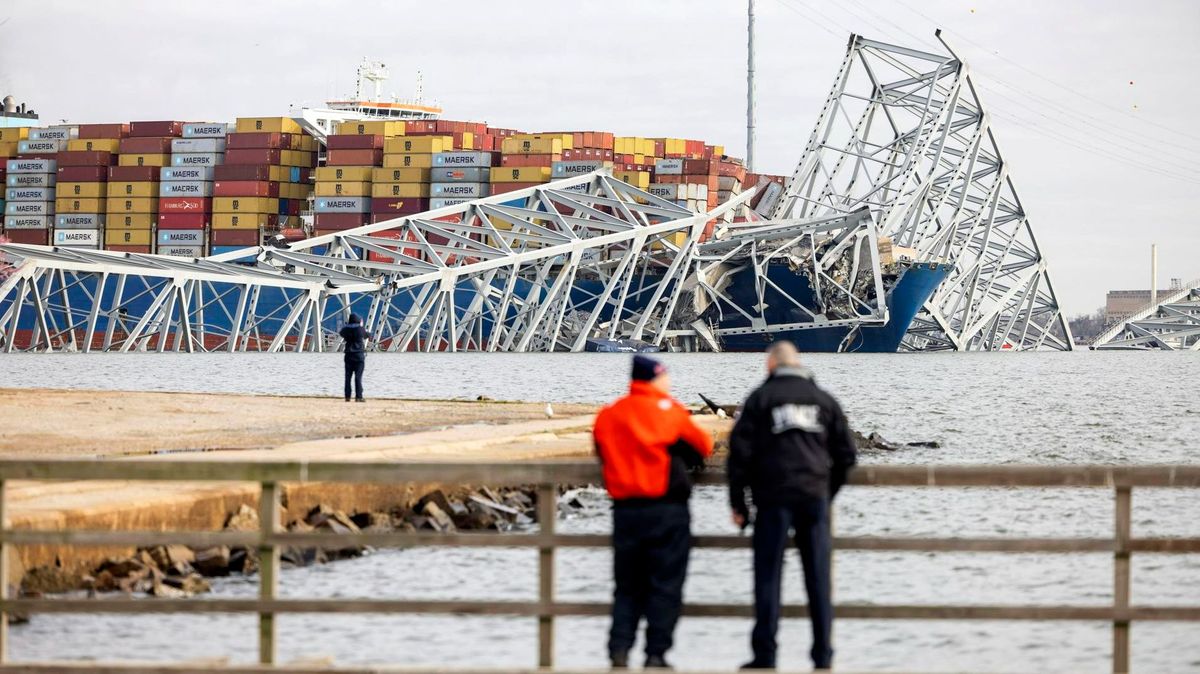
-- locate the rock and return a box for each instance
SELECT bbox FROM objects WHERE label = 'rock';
[160,573,211,596]
[192,546,232,577]
[228,547,258,575]
[280,545,327,567]
[475,395,493,401]
[905,440,942,448]
[97,557,148,579]
[225,504,260,532]
[149,575,186,598]
[463,501,500,530]
[22,565,86,594]
[90,570,117,593]
[310,509,363,559]
[421,501,455,532]
[469,494,520,516]
[147,544,194,571]
[415,491,453,519]
[853,430,899,452]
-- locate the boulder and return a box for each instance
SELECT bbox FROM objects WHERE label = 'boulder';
[192,546,232,577]
[228,547,258,574]
[160,573,211,596]
[225,504,260,531]
[147,544,194,571]
[421,501,455,533]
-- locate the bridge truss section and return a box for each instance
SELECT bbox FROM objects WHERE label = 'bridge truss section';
[772,33,1073,351]
[0,172,749,352]
[1091,280,1200,350]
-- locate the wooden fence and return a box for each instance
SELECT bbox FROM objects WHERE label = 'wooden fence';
[0,460,1196,673]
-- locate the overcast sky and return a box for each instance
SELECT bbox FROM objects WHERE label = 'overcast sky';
[2,0,1196,315]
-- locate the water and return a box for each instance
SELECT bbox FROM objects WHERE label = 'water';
[3,351,1199,671]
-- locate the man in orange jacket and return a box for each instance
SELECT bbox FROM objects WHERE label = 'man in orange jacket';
[593,355,714,670]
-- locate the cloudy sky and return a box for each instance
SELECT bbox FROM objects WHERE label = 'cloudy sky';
[2,0,1196,315]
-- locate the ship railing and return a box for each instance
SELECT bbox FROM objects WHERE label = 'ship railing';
[0,461,1196,673]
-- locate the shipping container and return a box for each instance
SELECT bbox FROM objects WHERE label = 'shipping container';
[315,181,371,197]
[56,213,105,229]
[105,229,154,246]
[2,215,51,229]
[315,166,373,182]
[0,128,31,142]
[157,229,206,246]
[77,123,130,140]
[159,197,211,213]
[370,197,429,215]
[333,120,405,137]
[18,139,66,154]
[213,181,279,198]
[326,135,384,150]
[225,148,281,165]
[58,182,107,198]
[500,137,563,155]
[55,197,105,213]
[430,182,489,198]
[107,166,159,181]
[182,123,229,138]
[107,182,158,198]
[212,213,277,230]
[382,153,434,169]
[28,126,74,142]
[370,183,430,198]
[53,229,100,247]
[8,172,54,187]
[226,132,292,150]
[66,139,121,153]
[6,187,53,201]
[56,166,104,182]
[159,245,206,257]
[160,166,215,181]
[129,120,184,137]
[119,137,173,154]
[105,197,159,213]
[383,136,451,154]
[211,229,261,246]
[371,167,430,183]
[56,150,114,167]
[212,197,279,213]
[314,196,369,213]
[491,167,552,183]
[3,229,50,245]
[106,214,156,230]
[213,165,289,182]
[235,117,301,134]
[429,198,473,209]
[7,158,56,173]
[106,245,154,254]
[432,151,496,168]
[500,154,559,168]
[280,150,315,167]
[430,167,490,182]
[171,152,223,167]
[551,160,606,178]
[655,158,685,175]
[327,149,383,166]
[312,212,370,229]
[160,181,214,197]
[117,153,170,167]
[170,138,226,153]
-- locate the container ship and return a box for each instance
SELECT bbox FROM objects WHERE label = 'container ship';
[0,64,945,353]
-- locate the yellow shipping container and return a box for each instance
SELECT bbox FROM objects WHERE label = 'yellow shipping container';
[117,153,170,167]
[105,229,154,246]
[316,166,374,182]
[316,181,372,197]
[279,183,300,200]
[382,153,434,169]
[615,137,655,156]
[500,137,563,155]
[66,138,121,152]
[0,128,30,142]
[235,117,301,134]
[55,197,106,213]
[0,141,17,157]
[106,197,159,213]
[297,135,316,152]
[281,149,315,167]
[57,182,108,198]
[383,136,452,154]
[107,214,155,230]
[372,167,429,183]
[614,170,651,189]
[107,181,157,198]
[511,133,573,150]
[213,197,279,213]
[212,213,273,230]
[370,183,430,198]
[712,145,724,156]
[492,167,552,183]
[333,120,405,137]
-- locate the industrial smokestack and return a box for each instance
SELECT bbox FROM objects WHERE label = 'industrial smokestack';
[747,0,756,172]
[1151,243,1158,308]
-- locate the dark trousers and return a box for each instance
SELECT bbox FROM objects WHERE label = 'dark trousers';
[609,501,691,658]
[343,355,364,400]
[751,496,833,668]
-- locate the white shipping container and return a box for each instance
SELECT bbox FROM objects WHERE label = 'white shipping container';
[182,123,229,138]
[5,159,56,173]
[6,187,54,202]
[648,183,685,200]
[717,176,741,191]
[18,139,67,153]
[171,153,224,167]
[430,182,489,198]
[429,198,473,209]
[56,213,105,229]
[160,181,214,197]
[3,215,51,229]
[171,138,226,153]
[158,229,206,246]
[53,228,100,247]
[7,173,56,187]
[28,126,76,142]
[754,182,784,216]
[654,158,685,175]
[161,166,215,182]
[315,197,368,213]
[159,245,206,258]
[5,201,54,216]
[432,151,495,168]
[552,161,605,178]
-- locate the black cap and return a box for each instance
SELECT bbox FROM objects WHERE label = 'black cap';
[348,313,362,324]
[631,355,666,381]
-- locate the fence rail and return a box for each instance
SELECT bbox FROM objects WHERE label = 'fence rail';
[0,460,1198,673]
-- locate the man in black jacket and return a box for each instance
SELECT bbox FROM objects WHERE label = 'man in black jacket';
[339,313,368,402]
[728,340,857,671]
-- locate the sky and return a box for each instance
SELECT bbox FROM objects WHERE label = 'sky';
[1,0,1197,315]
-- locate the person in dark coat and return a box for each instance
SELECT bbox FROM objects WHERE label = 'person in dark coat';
[593,355,714,670]
[339,313,368,402]
[728,341,857,671]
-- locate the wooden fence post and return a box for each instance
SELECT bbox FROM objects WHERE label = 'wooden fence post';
[536,482,556,668]
[259,481,282,665]
[1113,486,1131,674]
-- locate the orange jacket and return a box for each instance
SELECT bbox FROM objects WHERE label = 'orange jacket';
[593,381,714,502]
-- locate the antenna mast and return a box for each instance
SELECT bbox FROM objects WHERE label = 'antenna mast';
[747,0,756,171]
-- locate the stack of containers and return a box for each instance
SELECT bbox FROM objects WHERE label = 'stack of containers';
[212,117,315,254]
[0,127,31,233]
[107,121,183,253]
[493,134,561,197]
[549,131,615,187]
[611,136,656,190]
[5,126,70,245]
[54,124,126,250]
[314,120,399,235]
[4,156,57,245]
[158,122,228,257]
[370,131,452,223]
[430,149,496,209]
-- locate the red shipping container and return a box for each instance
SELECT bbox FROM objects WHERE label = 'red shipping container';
[327,149,383,166]
[214,181,279,198]
[326,135,384,150]
[159,197,211,213]
[226,132,292,150]
[108,166,160,181]
[478,135,495,152]
[16,153,57,160]
[683,159,717,175]
[56,150,115,167]
[57,166,108,181]
[107,245,154,253]
[129,121,184,137]
[213,165,271,181]
[78,123,131,140]
[500,154,559,167]
[489,182,543,196]
[4,229,49,245]
[370,197,429,215]
[211,230,261,246]
[158,213,211,229]
[405,120,437,134]
[717,162,747,181]
[313,213,370,230]
[225,148,282,165]
[120,137,173,153]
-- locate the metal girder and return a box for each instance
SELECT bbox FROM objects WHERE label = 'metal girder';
[772,33,1073,351]
[0,172,751,353]
[1091,280,1200,351]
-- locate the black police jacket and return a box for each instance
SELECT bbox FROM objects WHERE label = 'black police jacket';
[728,366,857,515]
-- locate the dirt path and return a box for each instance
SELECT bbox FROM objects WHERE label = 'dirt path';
[0,388,596,457]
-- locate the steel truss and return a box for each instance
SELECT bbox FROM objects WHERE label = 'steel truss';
[0,172,750,353]
[772,33,1073,351]
[1091,280,1200,351]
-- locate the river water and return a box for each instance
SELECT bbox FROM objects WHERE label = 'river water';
[3,351,1198,671]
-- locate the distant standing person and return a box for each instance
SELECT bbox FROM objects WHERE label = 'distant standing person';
[593,355,714,669]
[339,313,367,402]
[728,341,857,671]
